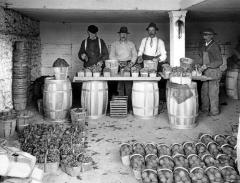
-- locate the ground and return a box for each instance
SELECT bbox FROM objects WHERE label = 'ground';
[3,96,239,183]
[35,97,239,183]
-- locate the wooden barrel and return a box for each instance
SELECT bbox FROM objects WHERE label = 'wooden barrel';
[43,78,72,122]
[132,81,159,119]
[225,69,239,99]
[81,81,108,119]
[166,82,198,129]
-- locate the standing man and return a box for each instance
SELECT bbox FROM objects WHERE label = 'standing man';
[200,28,223,116]
[78,25,109,68]
[137,22,167,101]
[109,26,137,112]
[137,22,167,68]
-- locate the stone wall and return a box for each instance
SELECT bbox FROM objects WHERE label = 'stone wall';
[0,7,41,111]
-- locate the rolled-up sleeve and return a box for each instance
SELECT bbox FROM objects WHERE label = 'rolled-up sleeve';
[158,39,167,62]
[138,38,146,57]
[109,42,117,60]
[130,42,138,63]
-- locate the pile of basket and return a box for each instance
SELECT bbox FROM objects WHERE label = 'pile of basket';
[120,133,239,182]
[12,42,29,111]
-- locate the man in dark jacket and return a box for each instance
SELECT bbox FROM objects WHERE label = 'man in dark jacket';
[78,25,109,68]
[200,28,223,116]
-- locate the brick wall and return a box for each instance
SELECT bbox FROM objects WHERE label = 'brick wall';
[0,7,41,111]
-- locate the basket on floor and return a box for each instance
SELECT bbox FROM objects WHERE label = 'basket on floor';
[0,110,17,138]
[16,110,34,132]
[110,96,128,118]
[70,108,86,126]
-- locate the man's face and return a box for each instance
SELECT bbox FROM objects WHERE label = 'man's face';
[88,31,97,38]
[148,27,157,38]
[119,33,127,41]
[202,33,214,42]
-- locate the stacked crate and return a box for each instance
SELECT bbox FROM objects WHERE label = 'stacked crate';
[110,96,128,118]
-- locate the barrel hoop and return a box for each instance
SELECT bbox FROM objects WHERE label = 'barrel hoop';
[82,89,107,92]
[132,105,158,110]
[168,113,198,119]
[132,89,159,93]
[43,89,72,93]
[44,109,69,112]
[134,114,158,118]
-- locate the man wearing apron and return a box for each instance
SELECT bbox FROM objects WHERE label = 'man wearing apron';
[137,22,167,101]
[200,28,223,116]
[109,26,137,112]
[137,22,167,68]
[78,25,109,68]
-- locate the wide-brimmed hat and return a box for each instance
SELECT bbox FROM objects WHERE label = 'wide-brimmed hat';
[201,28,217,35]
[118,26,130,34]
[88,25,98,34]
[146,22,159,31]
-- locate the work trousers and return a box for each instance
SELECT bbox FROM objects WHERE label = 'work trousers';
[201,68,222,114]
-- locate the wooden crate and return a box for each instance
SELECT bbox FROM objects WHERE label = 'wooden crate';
[110,96,128,118]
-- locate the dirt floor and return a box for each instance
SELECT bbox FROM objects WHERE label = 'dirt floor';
[27,96,238,183]
[3,93,239,183]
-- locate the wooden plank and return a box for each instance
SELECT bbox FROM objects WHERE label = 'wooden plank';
[73,76,161,82]
[159,72,213,81]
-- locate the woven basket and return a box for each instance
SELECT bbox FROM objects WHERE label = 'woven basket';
[70,108,86,125]
[62,165,81,177]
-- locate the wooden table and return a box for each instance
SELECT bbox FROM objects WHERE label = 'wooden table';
[73,76,162,119]
[73,76,161,82]
[159,72,213,81]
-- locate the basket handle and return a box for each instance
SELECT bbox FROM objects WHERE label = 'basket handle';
[44,149,48,172]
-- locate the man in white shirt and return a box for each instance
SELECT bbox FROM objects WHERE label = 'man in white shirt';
[137,22,167,67]
[110,26,137,112]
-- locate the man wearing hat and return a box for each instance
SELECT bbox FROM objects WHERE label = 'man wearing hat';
[137,22,167,67]
[78,25,109,68]
[199,28,223,116]
[109,26,138,112]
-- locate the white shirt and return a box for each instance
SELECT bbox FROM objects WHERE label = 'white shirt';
[109,40,137,63]
[138,36,167,62]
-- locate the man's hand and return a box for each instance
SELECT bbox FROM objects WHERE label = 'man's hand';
[137,56,143,63]
[81,53,88,62]
[97,61,103,67]
[152,58,160,62]
[201,64,208,71]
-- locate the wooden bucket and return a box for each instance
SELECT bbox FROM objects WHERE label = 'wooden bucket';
[16,110,34,132]
[0,110,16,138]
[105,60,119,76]
[132,81,159,119]
[81,81,108,119]
[225,69,239,99]
[166,81,198,129]
[43,78,72,122]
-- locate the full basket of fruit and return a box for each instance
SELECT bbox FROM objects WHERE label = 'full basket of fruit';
[142,169,158,183]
